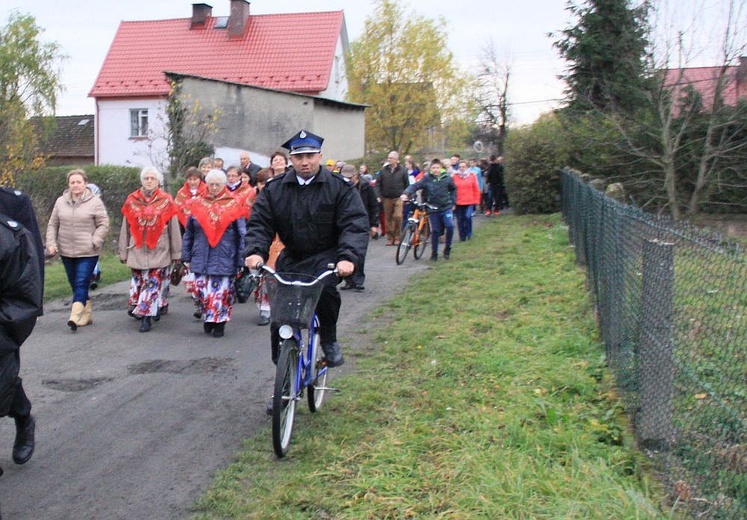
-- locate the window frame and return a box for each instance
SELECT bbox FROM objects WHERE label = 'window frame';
[130,108,149,138]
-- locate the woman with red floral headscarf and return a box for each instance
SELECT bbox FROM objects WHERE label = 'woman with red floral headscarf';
[174,166,208,314]
[181,169,246,338]
[174,166,207,228]
[119,166,182,333]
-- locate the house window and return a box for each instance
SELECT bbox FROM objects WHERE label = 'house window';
[130,108,149,137]
[334,55,341,85]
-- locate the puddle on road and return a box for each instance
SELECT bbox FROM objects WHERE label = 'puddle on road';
[42,377,114,392]
[128,357,235,375]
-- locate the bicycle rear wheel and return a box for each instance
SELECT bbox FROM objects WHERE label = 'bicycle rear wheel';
[307,327,327,412]
[272,339,298,457]
[413,219,430,259]
[396,224,414,265]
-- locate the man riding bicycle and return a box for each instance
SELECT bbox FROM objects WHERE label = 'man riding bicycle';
[244,130,369,368]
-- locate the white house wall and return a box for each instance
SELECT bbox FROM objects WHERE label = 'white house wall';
[96,98,169,169]
[318,37,348,101]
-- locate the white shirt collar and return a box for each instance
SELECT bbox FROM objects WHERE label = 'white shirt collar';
[296,175,316,185]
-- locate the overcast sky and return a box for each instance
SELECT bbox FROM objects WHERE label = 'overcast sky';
[1,0,576,125]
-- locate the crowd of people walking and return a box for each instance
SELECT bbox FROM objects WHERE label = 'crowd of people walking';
[1,137,508,476]
[35,146,508,340]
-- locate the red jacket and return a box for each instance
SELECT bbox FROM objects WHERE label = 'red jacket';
[451,173,481,206]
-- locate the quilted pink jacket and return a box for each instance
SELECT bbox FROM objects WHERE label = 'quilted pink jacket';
[46,188,110,257]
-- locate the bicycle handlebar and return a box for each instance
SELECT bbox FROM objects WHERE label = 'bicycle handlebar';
[254,262,338,287]
[402,199,438,211]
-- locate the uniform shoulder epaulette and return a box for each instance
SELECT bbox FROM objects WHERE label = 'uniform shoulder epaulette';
[0,216,22,231]
[0,186,24,197]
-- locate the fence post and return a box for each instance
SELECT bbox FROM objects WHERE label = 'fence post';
[636,239,675,449]
[605,207,622,365]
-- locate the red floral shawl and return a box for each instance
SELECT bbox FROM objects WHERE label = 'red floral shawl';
[121,188,177,249]
[189,188,245,247]
[228,182,256,219]
[174,181,208,226]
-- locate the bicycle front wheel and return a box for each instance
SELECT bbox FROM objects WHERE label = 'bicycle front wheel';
[272,339,299,458]
[396,224,414,265]
[307,328,327,412]
[413,219,430,259]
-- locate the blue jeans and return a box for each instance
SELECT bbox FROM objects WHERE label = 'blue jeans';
[454,205,474,241]
[61,256,99,303]
[428,210,454,257]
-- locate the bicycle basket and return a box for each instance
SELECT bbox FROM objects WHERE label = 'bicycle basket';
[265,273,324,328]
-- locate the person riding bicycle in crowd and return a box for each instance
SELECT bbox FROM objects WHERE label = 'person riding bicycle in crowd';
[243,129,369,368]
[400,158,456,261]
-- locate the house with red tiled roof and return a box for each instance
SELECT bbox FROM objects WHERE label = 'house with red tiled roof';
[663,56,747,113]
[89,0,365,170]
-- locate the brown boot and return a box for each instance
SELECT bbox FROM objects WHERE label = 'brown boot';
[78,300,93,326]
[67,301,85,331]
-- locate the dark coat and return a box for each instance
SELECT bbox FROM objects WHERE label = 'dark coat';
[356,178,380,228]
[375,163,409,199]
[182,216,246,276]
[403,171,457,212]
[0,187,45,289]
[0,215,42,356]
[487,162,505,187]
[244,167,369,275]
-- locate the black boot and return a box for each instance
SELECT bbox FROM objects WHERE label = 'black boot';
[212,322,225,338]
[203,322,214,334]
[139,316,152,333]
[321,341,344,367]
[13,414,35,465]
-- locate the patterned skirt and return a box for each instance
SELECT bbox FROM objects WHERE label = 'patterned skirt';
[193,274,235,323]
[128,267,170,317]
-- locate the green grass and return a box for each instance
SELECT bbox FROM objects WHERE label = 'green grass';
[191,214,679,519]
[44,253,132,301]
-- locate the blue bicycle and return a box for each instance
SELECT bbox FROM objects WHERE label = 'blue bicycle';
[258,264,339,457]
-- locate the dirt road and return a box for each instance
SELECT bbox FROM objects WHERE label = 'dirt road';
[0,237,429,519]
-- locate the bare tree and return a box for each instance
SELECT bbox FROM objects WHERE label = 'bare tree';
[564,0,747,217]
[473,39,511,155]
[631,0,747,217]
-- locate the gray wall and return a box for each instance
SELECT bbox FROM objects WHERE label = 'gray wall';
[177,76,365,161]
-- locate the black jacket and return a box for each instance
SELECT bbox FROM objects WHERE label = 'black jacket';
[356,178,379,228]
[487,162,505,186]
[0,215,43,356]
[0,187,45,288]
[403,171,456,212]
[244,167,369,273]
[375,163,409,199]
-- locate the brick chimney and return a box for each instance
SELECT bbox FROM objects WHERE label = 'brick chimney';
[191,3,213,29]
[228,0,250,38]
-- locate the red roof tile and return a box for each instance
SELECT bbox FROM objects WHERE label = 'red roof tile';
[663,64,741,110]
[89,11,343,99]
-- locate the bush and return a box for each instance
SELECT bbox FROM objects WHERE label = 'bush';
[504,113,572,214]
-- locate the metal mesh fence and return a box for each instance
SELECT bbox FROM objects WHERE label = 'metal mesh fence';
[561,169,746,519]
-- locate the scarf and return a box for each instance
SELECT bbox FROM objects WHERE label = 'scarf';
[175,181,208,226]
[228,182,255,219]
[189,188,245,247]
[122,188,177,249]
